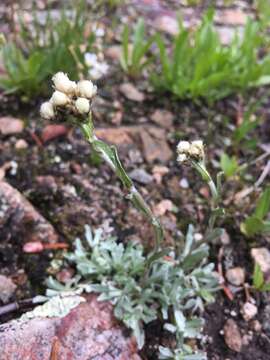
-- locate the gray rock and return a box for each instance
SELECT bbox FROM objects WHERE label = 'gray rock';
[129,168,153,184]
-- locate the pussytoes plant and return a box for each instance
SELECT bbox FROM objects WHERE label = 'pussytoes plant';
[41,72,222,359]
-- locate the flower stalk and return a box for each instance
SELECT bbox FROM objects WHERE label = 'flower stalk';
[40,72,164,255]
[81,115,164,252]
[177,140,224,232]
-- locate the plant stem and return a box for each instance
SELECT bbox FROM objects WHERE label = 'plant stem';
[191,160,223,232]
[80,116,164,253]
[191,160,218,204]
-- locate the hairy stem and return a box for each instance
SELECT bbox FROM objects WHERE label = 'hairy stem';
[191,160,223,232]
[80,116,164,253]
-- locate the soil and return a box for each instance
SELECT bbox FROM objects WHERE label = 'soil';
[0,1,270,359]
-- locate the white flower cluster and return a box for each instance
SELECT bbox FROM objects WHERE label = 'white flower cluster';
[40,72,97,120]
[177,140,204,163]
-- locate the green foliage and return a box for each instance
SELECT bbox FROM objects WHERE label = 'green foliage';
[233,115,260,148]
[0,2,95,99]
[95,0,125,8]
[232,96,268,150]
[152,11,270,102]
[255,0,270,29]
[107,0,125,8]
[47,224,218,357]
[220,153,239,178]
[0,44,47,97]
[241,187,270,237]
[120,18,154,78]
[253,263,270,292]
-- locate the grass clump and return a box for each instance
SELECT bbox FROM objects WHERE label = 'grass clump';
[152,11,270,102]
[0,2,94,99]
[241,187,270,237]
[120,18,154,78]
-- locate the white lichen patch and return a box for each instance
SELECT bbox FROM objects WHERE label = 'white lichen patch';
[0,197,9,218]
[20,295,85,321]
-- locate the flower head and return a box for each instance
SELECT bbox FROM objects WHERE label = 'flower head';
[177,141,190,153]
[77,80,97,99]
[51,91,69,107]
[75,97,90,114]
[40,101,54,120]
[40,72,97,122]
[52,72,76,94]
[177,153,187,163]
[189,140,204,158]
[177,140,204,163]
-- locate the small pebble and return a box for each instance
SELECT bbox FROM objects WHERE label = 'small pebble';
[226,267,245,286]
[251,320,262,332]
[0,275,17,303]
[241,302,258,321]
[194,233,203,242]
[15,139,28,149]
[9,161,18,176]
[179,178,189,189]
[129,168,153,185]
[54,155,61,163]
[251,248,270,273]
[223,319,242,352]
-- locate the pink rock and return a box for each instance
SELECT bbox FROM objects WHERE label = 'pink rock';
[0,275,17,303]
[119,83,145,102]
[41,124,69,143]
[223,319,242,352]
[0,181,58,244]
[15,139,28,149]
[215,9,249,26]
[95,127,134,145]
[0,294,141,360]
[150,110,174,129]
[0,117,24,135]
[105,45,122,61]
[154,199,174,217]
[153,15,179,35]
[140,128,172,163]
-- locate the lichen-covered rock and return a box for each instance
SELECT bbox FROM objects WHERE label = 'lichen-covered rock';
[0,294,141,360]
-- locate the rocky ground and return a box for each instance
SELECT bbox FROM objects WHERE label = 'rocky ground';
[0,1,270,359]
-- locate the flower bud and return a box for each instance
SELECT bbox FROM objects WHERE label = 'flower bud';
[177,154,187,163]
[176,139,204,163]
[177,141,190,154]
[40,101,54,120]
[52,72,76,94]
[75,97,90,114]
[76,80,97,99]
[189,140,204,159]
[51,91,69,107]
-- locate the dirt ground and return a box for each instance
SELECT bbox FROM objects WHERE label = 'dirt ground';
[0,1,270,359]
